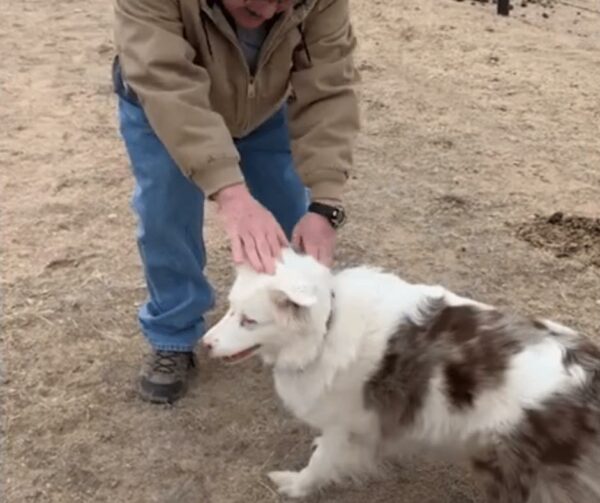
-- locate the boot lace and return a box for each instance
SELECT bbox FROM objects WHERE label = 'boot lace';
[151,351,181,374]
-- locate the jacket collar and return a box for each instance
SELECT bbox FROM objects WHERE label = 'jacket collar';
[200,0,316,24]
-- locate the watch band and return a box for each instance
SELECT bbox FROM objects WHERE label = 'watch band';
[308,202,346,229]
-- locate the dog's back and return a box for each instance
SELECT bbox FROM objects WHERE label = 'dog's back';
[499,337,600,503]
[363,294,600,503]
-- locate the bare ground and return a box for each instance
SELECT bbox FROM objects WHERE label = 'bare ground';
[1,0,600,501]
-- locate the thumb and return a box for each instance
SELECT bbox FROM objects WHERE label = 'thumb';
[230,235,245,265]
[291,226,303,251]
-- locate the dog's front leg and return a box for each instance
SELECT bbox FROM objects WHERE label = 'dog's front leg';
[268,429,377,498]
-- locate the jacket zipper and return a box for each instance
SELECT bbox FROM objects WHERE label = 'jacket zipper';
[254,9,306,77]
[200,6,256,133]
[247,79,256,99]
[199,3,307,134]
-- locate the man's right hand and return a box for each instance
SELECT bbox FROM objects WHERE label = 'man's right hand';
[214,183,288,274]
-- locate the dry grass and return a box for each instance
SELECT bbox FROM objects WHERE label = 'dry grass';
[2,0,599,501]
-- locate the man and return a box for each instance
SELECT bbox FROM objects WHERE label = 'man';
[112,0,360,404]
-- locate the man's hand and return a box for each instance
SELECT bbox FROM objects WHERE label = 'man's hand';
[292,212,336,267]
[214,183,288,274]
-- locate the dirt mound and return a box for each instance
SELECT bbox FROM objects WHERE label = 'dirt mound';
[516,212,600,267]
[468,0,555,6]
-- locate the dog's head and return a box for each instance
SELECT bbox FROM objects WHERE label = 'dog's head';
[203,248,334,369]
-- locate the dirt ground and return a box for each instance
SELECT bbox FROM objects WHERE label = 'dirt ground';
[1,0,599,501]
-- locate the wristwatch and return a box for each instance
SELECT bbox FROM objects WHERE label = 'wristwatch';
[308,202,347,229]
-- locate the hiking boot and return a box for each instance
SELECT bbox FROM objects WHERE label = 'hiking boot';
[139,350,197,404]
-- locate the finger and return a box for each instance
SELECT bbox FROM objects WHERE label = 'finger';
[268,225,285,257]
[318,236,335,267]
[321,246,334,267]
[230,235,245,265]
[316,246,327,265]
[293,230,307,254]
[266,231,282,264]
[316,246,324,264]
[291,227,302,251]
[303,241,320,262]
[276,224,289,247]
[241,233,264,273]
[259,207,288,247]
[256,233,276,275]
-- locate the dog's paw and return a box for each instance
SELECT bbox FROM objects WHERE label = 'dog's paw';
[268,470,311,499]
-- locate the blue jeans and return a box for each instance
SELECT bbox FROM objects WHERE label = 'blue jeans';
[117,97,308,351]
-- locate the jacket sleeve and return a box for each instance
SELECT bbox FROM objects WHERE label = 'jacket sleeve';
[113,0,243,197]
[287,0,360,203]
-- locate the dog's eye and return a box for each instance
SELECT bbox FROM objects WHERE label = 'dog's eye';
[240,315,257,327]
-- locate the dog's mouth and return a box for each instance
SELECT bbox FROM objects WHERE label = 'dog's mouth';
[221,344,261,365]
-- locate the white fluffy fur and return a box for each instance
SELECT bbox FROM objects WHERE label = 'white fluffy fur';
[202,249,592,499]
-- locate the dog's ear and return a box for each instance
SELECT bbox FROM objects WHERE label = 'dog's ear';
[269,288,314,312]
[270,271,318,308]
[268,267,318,329]
[269,288,313,329]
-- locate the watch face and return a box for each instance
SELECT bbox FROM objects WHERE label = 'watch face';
[331,207,346,228]
[309,202,346,228]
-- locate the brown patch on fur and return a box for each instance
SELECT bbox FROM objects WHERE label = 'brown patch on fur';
[521,401,598,467]
[563,347,578,368]
[363,332,432,434]
[364,298,529,433]
[472,456,505,484]
[363,297,444,434]
[579,339,600,359]
[564,338,600,369]
[471,399,600,502]
[469,345,600,503]
[429,306,524,410]
[364,291,600,502]
[445,362,478,407]
[472,453,531,503]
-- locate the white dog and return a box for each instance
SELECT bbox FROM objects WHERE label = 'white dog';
[203,248,600,502]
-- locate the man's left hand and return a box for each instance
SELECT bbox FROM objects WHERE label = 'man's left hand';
[292,212,336,267]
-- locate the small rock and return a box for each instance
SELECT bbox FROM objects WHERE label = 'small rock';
[97,43,113,54]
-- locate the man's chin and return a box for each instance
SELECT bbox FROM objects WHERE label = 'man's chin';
[230,8,268,29]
